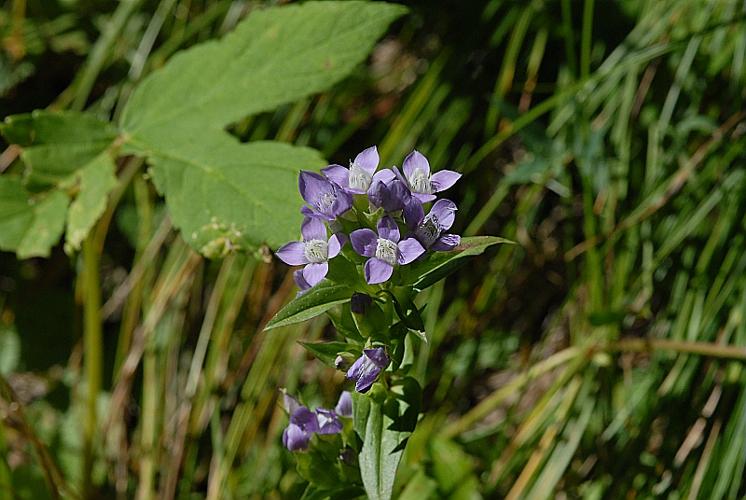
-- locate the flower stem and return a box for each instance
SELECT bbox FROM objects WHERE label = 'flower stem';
[82,234,103,498]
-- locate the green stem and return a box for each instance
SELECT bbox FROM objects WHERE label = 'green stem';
[581,0,595,80]
[613,338,746,361]
[82,235,103,498]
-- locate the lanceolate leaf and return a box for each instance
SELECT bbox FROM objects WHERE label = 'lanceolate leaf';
[400,236,514,290]
[0,177,70,259]
[265,280,353,331]
[119,1,407,254]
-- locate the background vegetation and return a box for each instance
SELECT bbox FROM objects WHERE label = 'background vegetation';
[1,0,745,498]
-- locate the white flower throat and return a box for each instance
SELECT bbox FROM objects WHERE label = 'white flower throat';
[349,163,373,191]
[316,192,336,213]
[375,238,399,266]
[304,239,328,263]
[409,168,431,194]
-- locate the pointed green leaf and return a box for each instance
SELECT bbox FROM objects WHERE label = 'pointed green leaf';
[400,236,514,290]
[265,280,352,331]
[65,152,118,253]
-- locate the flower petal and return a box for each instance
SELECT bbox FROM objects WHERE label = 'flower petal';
[371,168,396,186]
[276,242,307,265]
[293,269,311,292]
[346,356,366,382]
[355,362,383,393]
[397,237,425,265]
[335,391,353,417]
[429,199,457,230]
[432,233,460,251]
[412,192,437,203]
[299,171,332,206]
[327,233,343,258]
[321,164,349,189]
[430,169,462,192]
[301,216,327,241]
[403,199,425,229]
[302,262,328,287]
[391,166,408,186]
[354,146,379,175]
[330,188,353,217]
[377,216,400,243]
[282,391,301,415]
[316,408,343,435]
[290,406,319,433]
[364,258,394,284]
[403,150,431,179]
[350,229,378,257]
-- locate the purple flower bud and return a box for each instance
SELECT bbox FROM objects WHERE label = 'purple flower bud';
[282,423,311,451]
[350,216,425,284]
[335,391,353,417]
[346,348,389,393]
[368,178,411,213]
[299,171,352,221]
[404,199,461,251]
[393,150,461,203]
[276,217,345,289]
[350,292,373,314]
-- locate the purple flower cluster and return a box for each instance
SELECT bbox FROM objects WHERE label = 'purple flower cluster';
[276,146,462,287]
[281,391,352,451]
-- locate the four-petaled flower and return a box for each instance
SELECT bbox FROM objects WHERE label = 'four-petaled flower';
[281,391,351,452]
[405,199,461,250]
[393,150,461,203]
[299,171,353,220]
[321,146,395,194]
[350,216,425,284]
[276,217,343,287]
[347,347,389,393]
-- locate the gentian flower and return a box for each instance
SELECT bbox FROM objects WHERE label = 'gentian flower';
[350,216,425,284]
[368,177,411,213]
[299,171,352,220]
[346,348,389,393]
[315,408,343,434]
[393,150,461,203]
[321,146,395,194]
[282,405,319,451]
[335,391,353,417]
[404,199,461,250]
[276,217,343,287]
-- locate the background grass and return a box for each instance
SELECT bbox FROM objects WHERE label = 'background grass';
[1,0,745,498]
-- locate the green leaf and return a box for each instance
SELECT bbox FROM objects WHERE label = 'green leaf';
[353,390,410,500]
[64,152,118,252]
[1,111,117,187]
[298,341,357,366]
[119,1,407,254]
[120,1,407,137]
[0,177,70,258]
[399,236,513,290]
[265,280,352,331]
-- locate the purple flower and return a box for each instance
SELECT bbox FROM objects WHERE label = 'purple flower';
[315,408,343,434]
[393,150,461,203]
[404,199,461,251]
[282,405,319,451]
[335,391,353,417]
[275,217,343,287]
[347,348,389,393]
[299,171,353,220]
[321,146,392,194]
[368,177,411,213]
[350,216,425,284]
